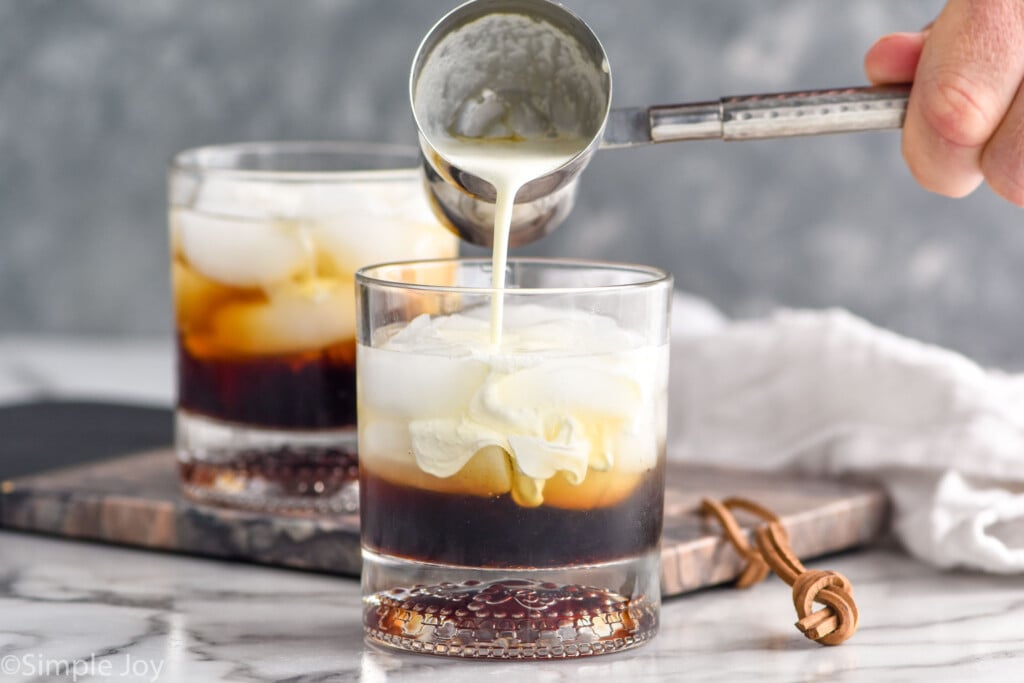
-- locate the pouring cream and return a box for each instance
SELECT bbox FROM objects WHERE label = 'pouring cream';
[412,11,598,345]
[430,135,586,345]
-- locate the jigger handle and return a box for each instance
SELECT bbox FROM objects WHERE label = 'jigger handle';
[603,84,910,147]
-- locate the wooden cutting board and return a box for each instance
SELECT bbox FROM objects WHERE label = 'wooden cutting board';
[0,448,888,596]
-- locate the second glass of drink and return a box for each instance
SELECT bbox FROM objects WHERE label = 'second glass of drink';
[169,142,458,513]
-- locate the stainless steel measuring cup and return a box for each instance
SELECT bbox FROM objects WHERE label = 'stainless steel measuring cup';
[411,0,910,248]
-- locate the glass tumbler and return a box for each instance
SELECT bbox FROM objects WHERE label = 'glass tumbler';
[357,258,672,658]
[169,142,458,513]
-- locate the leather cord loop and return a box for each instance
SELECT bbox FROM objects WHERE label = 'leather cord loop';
[701,497,860,646]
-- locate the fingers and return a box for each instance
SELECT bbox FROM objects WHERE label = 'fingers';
[981,81,1024,205]
[864,32,927,85]
[901,0,1024,200]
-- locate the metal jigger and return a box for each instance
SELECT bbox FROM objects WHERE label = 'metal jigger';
[411,0,910,248]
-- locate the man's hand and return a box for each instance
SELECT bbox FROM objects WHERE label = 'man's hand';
[865,0,1024,206]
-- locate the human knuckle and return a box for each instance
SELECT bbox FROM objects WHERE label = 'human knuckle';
[919,72,997,149]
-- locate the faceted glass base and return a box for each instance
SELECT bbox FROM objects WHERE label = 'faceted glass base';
[176,410,359,514]
[362,549,660,659]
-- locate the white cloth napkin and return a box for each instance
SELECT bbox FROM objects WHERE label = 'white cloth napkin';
[668,292,1024,573]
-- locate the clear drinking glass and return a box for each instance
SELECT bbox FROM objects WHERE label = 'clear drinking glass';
[169,142,458,513]
[357,258,672,658]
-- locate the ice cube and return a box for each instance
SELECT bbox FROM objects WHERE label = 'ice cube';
[453,445,513,497]
[193,178,304,218]
[299,180,430,218]
[359,431,513,499]
[359,418,415,466]
[175,209,313,288]
[210,277,355,355]
[312,215,456,277]
[541,468,642,511]
[171,261,238,329]
[358,346,489,418]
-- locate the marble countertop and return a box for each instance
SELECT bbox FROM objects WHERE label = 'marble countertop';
[1,533,1020,682]
[1,336,1022,682]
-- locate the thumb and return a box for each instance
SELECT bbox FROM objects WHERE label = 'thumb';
[864,31,927,84]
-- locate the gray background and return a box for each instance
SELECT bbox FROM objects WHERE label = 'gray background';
[3,1,1022,368]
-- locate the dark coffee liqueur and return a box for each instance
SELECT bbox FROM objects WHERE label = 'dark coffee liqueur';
[176,339,357,429]
[362,464,664,657]
[361,465,664,567]
[176,337,359,501]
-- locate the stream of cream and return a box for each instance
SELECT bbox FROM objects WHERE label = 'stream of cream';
[430,137,586,347]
